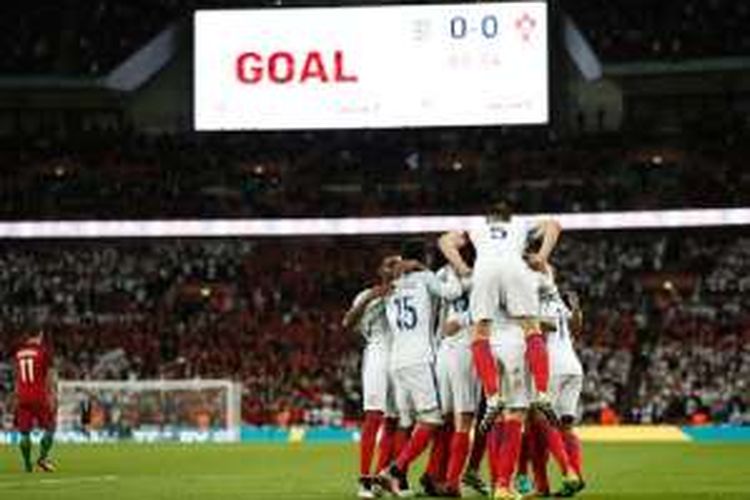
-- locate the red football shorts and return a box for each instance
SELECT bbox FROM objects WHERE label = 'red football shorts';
[15,398,55,433]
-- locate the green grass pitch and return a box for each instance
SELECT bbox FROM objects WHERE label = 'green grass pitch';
[1,442,748,499]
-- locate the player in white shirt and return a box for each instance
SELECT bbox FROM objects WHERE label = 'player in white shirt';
[482,304,535,499]
[343,255,402,499]
[515,266,585,498]
[439,200,561,500]
[439,200,561,432]
[431,266,483,497]
[377,242,465,497]
[538,267,586,495]
[540,272,583,426]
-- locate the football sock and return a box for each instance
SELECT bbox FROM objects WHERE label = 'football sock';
[525,332,550,393]
[563,429,583,478]
[393,427,411,461]
[360,411,383,476]
[439,422,454,480]
[466,425,487,472]
[396,424,435,472]
[487,421,505,485]
[539,419,571,475]
[40,431,55,460]
[376,418,398,472]
[445,431,471,488]
[517,430,531,476]
[425,422,452,481]
[530,424,550,493]
[471,338,500,396]
[19,433,32,472]
[496,419,523,489]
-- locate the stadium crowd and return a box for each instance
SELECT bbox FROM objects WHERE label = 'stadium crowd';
[0,232,748,429]
[0,0,750,75]
[2,131,748,220]
[1,0,747,76]
[564,0,750,61]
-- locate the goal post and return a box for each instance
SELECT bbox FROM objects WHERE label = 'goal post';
[56,379,242,443]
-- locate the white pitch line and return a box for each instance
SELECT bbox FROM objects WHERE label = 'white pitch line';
[0,475,118,488]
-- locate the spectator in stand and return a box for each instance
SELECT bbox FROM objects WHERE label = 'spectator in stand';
[0,231,748,427]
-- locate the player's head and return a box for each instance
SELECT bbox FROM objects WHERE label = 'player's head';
[378,255,402,282]
[486,198,513,222]
[26,328,44,344]
[400,239,425,263]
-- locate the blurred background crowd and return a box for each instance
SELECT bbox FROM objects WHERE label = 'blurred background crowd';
[2,130,749,220]
[3,0,749,75]
[0,231,747,429]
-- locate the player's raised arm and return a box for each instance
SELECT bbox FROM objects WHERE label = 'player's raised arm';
[438,231,472,277]
[527,218,561,270]
[343,255,399,331]
[342,286,387,332]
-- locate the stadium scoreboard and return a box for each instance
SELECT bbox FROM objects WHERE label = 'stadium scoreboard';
[194,2,548,130]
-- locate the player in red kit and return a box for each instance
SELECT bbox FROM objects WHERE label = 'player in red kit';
[13,329,57,473]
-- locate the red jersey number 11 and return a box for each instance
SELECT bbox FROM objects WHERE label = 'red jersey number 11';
[19,356,36,384]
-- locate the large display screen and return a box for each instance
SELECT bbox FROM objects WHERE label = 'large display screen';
[194,3,548,130]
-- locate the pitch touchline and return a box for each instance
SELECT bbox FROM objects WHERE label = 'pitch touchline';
[0,475,118,488]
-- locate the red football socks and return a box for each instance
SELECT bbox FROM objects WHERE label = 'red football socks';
[396,424,435,472]
[376,417,398,472]
[486,422,504,485]
[525,332,550,393]
[425,422,453,481]
[563,429,583,477]
[517,430,531,476]
[496,419,523,488]
[538,418,571,475]
[360,411,384,476]
[393,426,412,471]
[445,431,471,488]
[530,423,550,493]
[471,338,500,396]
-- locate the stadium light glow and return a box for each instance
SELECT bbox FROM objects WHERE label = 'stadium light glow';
[0,208,749,239]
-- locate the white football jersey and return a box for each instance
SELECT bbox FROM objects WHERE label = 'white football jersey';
[436,267,472,347]
[468,217,535,262]
[351,288,391,349]
[386,270,463,370]
[541,288,583,377]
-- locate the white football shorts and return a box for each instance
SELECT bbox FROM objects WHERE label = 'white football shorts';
[471,258,540,321]
[550,373,583,419]
[437,341,481,415]
[491,322,533,409]
[392,362,441,419]
[362,345,397,417]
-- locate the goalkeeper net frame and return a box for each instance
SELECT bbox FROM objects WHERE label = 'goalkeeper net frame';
[56,379,242,442]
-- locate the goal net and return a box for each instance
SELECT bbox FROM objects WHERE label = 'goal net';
[56,379,242,443]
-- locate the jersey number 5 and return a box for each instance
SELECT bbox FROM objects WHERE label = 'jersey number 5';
[19,356,35,384]
[395,296,417,330]
[490,227,508,240]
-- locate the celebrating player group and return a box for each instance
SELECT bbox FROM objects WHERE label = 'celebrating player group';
[346,200,586,499]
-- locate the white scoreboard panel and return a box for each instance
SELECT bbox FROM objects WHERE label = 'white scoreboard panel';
[194,2,548,130]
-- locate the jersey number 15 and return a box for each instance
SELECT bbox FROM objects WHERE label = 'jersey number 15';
[395,296,418,330]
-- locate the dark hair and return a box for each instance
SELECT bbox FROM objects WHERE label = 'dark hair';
[487,198,513,221]
[400,239,425,262]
